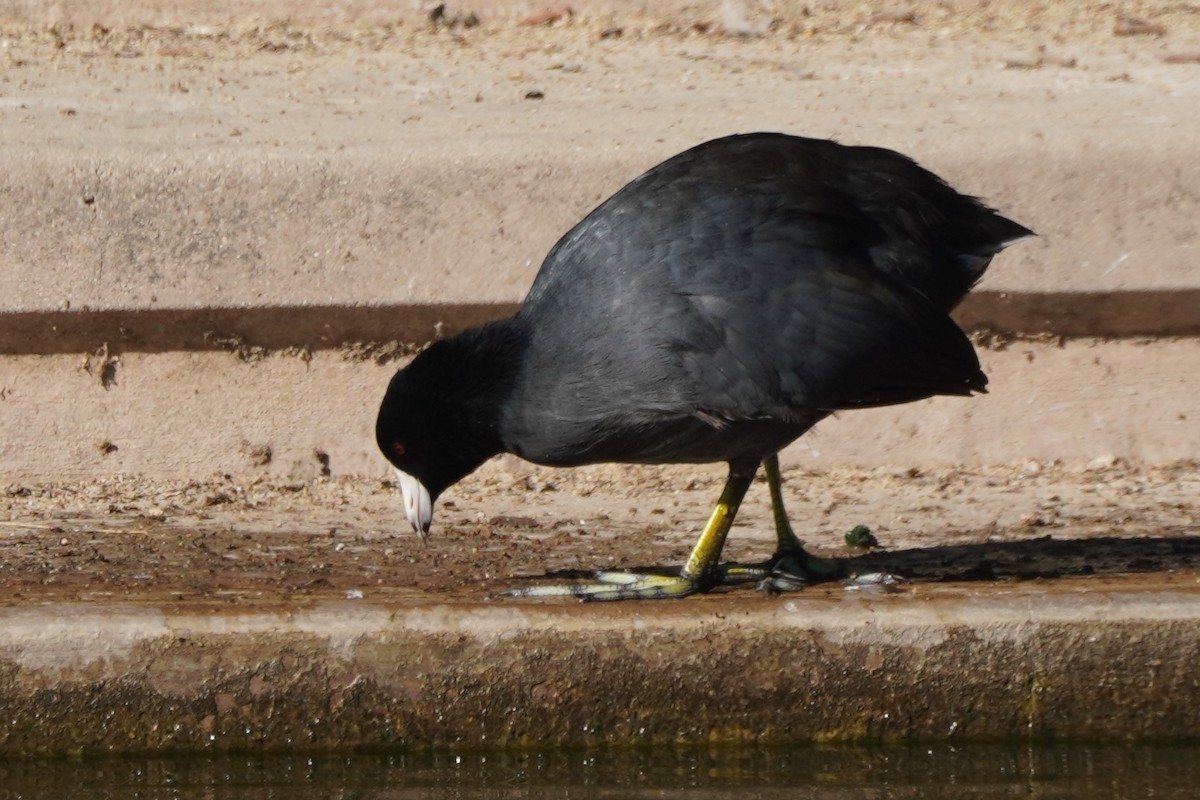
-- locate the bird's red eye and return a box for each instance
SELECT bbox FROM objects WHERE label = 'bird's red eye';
[392,442,406,456]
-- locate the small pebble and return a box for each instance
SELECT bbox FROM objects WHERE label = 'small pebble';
[844,524,879,549]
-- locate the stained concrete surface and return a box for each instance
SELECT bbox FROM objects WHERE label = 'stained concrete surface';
[4,586,1200,757]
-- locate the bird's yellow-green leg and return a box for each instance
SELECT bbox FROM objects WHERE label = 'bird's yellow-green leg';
[503,462,758,601]
[678,462,757,584]
[716,454,841,591]
[764,453,805,553]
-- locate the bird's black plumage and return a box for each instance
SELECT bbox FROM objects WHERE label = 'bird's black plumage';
[376,133,1031,597]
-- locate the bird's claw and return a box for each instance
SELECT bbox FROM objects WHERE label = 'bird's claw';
[501,570,700,602]
[715,547,843,593]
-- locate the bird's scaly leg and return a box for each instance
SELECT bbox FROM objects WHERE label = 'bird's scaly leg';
[503,462,758,601]
[715,454,841,591]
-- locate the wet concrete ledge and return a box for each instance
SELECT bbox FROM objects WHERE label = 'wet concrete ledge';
[4,290,1200,357]
[2,586,1198,757]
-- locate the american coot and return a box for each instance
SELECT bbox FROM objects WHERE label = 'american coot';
[376,133,1031,600]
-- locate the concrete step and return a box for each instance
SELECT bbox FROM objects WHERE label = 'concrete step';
[2,8,1198,477]
[3,5,1198,320]
[2,340,1197,481]
[3,584,1199,757]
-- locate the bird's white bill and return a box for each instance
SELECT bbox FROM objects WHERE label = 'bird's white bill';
[395,468,433,539]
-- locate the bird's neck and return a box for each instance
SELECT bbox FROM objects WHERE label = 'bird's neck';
[428,316,529,467]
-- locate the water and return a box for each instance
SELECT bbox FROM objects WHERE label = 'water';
[1,743,1197,799]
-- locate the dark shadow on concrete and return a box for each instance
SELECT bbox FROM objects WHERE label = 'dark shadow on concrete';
[0,303,521,356]
[525,532,1200,587]
[842,531,1200,583]
[3,290,1200,355]
[955,289,1200,340]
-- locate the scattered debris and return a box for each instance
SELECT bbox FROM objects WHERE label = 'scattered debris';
[428,3,481,30]
[241,442,273,467]
[843,572,906,591]
[869,10,917,26]
[280,345,314,365]
[140,507,167,522]
[1020,511,1055,528]
[519,7,573,27]
[524,89,545,99]
[969,328,1014,351]
[1162,52,1200,64]
[969,329,1064,352]
[339,340,422,365]
[1086,454,1126,472]
[844,524,880,549]
[203,332,270,362]
[1004,46,1077,70]
[489,515,541,529]
[80,343,119,389]
[720,0,773,37]
[1113,16,1167,37]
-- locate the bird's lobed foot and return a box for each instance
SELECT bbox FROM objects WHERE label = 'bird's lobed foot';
[716,546,844,593]
[501,570,701,601]
[503,549,856,601]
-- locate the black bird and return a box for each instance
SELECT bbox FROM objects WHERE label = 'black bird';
[376,133,1031,600]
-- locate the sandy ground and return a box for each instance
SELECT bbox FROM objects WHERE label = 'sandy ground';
[0,3,1198,605]
[3,0,1200,305]
[3,458,1198,605]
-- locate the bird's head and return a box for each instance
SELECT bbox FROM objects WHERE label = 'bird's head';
[375,336,508,539]
[376,369,461,539]
[376,432,439,540]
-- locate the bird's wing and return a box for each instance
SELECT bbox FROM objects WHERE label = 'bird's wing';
[520,144,990,428]
[657,209,987,423]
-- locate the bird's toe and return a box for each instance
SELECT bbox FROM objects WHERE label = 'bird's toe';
[501,570,701,601]
[715,546,844,593]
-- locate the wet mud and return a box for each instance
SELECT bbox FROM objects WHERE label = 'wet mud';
[2,460,1199,605]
